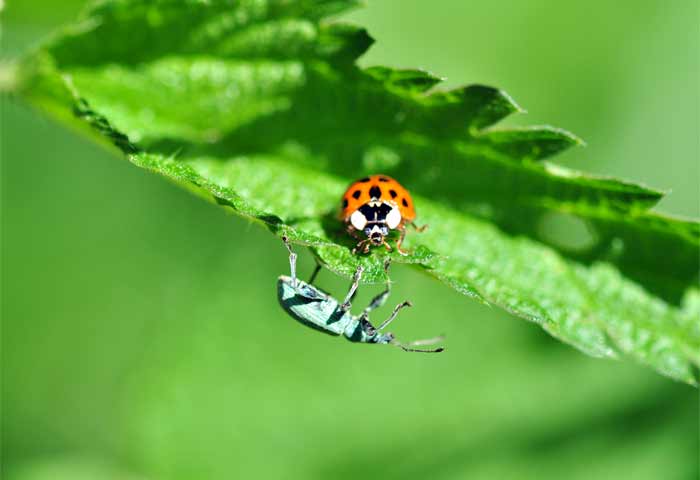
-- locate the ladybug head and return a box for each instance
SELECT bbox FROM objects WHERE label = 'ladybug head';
[365,224,389,245]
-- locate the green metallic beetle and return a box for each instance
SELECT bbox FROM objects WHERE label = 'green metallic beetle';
[277,236,444,352]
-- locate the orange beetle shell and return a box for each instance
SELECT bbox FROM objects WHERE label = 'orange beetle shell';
[340,174,416,222]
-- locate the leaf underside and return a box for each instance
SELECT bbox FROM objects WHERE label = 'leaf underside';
[14,0,700,385]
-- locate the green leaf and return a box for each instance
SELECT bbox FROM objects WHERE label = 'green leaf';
[13,0,700,385]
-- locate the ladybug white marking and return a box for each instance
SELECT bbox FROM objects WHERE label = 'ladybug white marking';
[385,205,402,229]
[350,209,368,230]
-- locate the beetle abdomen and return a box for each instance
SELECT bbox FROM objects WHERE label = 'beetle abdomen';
[277,278,350,336]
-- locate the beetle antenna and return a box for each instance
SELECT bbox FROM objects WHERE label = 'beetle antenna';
[392,339,444,353]
[407,335,445,346]
[282,235,297,287]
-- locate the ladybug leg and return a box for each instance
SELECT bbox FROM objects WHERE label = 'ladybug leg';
[382,240,393,252]
[348,225,369,255]
[353,238,370,255]
[409,221,428,233]
[395,225,409,256]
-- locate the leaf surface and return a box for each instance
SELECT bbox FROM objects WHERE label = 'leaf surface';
[14,0,700,385]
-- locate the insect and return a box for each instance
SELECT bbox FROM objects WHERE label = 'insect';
[340,174,426,255]
[277,236,444,352]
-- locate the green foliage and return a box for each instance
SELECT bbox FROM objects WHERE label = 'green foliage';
[13,0,700,385]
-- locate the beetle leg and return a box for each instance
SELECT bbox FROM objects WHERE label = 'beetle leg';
[377,300,412,331]
[308,262,322,284]
[384,258,392,272]
[340,265,364,311]
[282,235,297,286]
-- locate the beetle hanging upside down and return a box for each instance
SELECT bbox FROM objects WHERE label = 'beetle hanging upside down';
[277,236,444,352]
[340,174,426,255]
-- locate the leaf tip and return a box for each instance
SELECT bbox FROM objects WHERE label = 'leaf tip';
[545,127,586,147]
[553,126,587,148]
[320,22,374,62]
[364,66,444,94]
[500,89,525,114]
[477,125,586,160]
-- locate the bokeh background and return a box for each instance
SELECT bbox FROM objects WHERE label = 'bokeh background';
[2,1,698,479]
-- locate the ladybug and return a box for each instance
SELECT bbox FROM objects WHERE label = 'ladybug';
[340,174,426,255]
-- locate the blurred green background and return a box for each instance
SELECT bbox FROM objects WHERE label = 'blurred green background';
[2,1,698,479]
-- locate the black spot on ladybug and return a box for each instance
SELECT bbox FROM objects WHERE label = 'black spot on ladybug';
[378,177,390,182]
[389,189,398,198]
[352,190,361,199]
[343,198,348,208]
[402,198,409,207]
[369,186,382,198]
[358,177,371,183]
